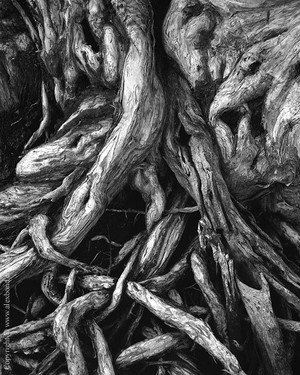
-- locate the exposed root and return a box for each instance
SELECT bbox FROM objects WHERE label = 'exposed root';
[237,274,292,375]
[96,243,139,322]
[126,281,246,375]
[116,332,190,368]
[131,160,166,231]
[191,251,229,346]
[29,214,105,274]
[85,320,115,375]
[53,291,110,375]
[24,82,51,150]
[1,1,300,374]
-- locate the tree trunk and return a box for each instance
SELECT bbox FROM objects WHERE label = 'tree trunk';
[1,0,300,374]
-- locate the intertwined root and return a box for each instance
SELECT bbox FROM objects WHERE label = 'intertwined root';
[1,1,300,374]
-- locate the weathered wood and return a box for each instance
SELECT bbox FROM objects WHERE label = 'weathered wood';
[126,281,246,375]
[191,250,229,345]
[41,266,64,306]
[28,349,63,375]
[131,160,166,231]
[50,0,165,253]
[0,0,42,181]
[53,291,110,375]
[85,320,115,375]
[1,0,300,374]
[212,243,242,351]
[278,318,300,333]
[134,192,188,279]
[116,332,190,368]
[29,214,105,274]
[237,274,292,375]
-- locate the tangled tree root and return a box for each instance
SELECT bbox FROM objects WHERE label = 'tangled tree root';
[1,0,300,374]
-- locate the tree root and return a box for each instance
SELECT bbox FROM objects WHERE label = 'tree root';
[2,1,300,374]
